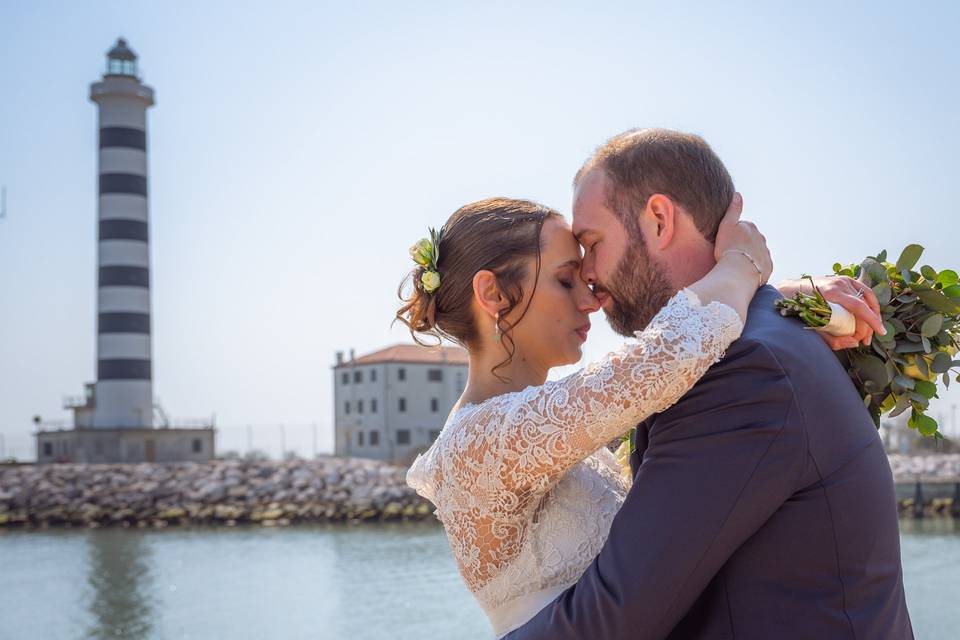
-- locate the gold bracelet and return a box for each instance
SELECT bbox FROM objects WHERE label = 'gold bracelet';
[722,249,764,285]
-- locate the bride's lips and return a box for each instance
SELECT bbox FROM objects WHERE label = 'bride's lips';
[575,323,591,342]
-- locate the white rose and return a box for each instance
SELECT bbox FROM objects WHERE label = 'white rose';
[410,239,433,267]
[421,270,441,293]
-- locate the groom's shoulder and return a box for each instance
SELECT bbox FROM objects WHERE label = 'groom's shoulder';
[735,285,835,366]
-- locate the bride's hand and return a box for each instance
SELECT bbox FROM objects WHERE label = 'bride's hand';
[688,193,773,325]
[777,275,886,350]
[713,193,773,287]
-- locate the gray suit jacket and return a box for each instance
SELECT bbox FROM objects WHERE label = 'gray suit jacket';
[504,285,913,639]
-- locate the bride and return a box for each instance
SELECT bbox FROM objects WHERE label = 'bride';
[400,197,852,637]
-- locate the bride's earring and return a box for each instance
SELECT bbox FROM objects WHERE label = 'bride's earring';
[494,312,501,342]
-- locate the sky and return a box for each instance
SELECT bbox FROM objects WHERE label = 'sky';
[1,1,958,460]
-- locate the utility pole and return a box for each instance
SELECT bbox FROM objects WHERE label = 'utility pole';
[311,423,318,459]
[279,424,286,459]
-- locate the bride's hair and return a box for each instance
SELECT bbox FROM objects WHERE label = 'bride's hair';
[396,197,561,376]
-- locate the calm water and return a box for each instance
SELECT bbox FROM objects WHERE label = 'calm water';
[0,519,956,639]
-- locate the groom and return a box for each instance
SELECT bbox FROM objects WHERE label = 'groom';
[505,129,914,639]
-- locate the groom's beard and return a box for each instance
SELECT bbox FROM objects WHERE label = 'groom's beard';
[597,239,675,337]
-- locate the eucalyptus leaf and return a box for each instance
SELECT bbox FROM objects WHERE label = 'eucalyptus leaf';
[917,289,960,314]
[865,260,888,284]
[895,342,925,354]
[921,314,944,337]
[945,373,952,389]
[916,352,930,377]
[877,250,888,263]
[932,351,953,373]
[893,375,916,390]
[922,336,932,354]
[937,270,959,286]
[896,244,924,271]
[916,414,939,436]
[873,282,892,306]
[832,263,842,274]
[863,394,873,409]
[908,393,930,409]
[890,396,912,418]
[851,353,892,387]
[943,284,960,299]
[914,379,938,399]
[921,265,938,281]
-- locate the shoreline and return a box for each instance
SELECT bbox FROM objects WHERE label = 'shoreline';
[0,457,434,529]
[2,454,959,530]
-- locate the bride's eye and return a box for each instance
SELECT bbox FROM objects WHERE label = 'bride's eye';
[559,279,574,290]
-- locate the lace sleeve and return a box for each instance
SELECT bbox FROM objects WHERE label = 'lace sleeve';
[449,288,741,497]
[413,288,743,592]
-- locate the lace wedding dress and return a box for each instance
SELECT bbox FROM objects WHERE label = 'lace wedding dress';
[406,289,743,637]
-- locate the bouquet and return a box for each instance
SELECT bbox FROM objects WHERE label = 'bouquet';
[776,245,960,438]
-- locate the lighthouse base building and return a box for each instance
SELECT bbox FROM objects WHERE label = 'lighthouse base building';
[34,38,215,464]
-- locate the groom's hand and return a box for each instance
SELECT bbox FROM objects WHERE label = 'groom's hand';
[785,275,885,350]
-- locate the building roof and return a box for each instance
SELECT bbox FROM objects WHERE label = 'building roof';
[339,344,469,367]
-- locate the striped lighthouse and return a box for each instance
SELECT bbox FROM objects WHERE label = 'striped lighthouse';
[89,38,155,429]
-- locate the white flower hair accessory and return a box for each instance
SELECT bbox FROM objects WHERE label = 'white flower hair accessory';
[409,227,443,293]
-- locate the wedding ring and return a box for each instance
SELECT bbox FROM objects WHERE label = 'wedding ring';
[855,287,865,300]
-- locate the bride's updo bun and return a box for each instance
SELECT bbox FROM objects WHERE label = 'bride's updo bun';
[396,198,561,355]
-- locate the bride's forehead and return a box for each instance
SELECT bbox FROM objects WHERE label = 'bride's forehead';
[541,218,580,257]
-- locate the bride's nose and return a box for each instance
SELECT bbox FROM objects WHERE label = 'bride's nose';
[578,285,601,313]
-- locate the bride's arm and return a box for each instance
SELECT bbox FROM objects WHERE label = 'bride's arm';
[449,207,771,508]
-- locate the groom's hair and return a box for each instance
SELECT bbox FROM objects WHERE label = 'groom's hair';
[575,128,734,242]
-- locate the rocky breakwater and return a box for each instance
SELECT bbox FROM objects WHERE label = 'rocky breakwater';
[0,457,434,528]
[888,454,960,482]
[888,454,960,518]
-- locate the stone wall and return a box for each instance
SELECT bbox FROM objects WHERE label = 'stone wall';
[3,454,958,529]
[0,457,433,528]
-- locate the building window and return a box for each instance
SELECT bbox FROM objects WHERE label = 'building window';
[427,368,444,382]
[43,442,53,456]
[345,401,351,415]
[398,368,406,381]
[370,430,380,446]
[342,372,349,384]
[429,430,440,441]
[358,431,365,446]
[358,400,364,414]
[398,397,407,412]
[371,369,377,382]
[431,398,439,413]
[354,370,362,383]
[371,398,378,413]
[397,429,411,445]
[192,438,202,453]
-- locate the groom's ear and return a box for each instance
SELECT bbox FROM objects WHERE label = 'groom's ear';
[644,193,677,250]
[472,270,504,319]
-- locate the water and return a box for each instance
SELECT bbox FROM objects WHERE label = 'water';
[0,519,956,639]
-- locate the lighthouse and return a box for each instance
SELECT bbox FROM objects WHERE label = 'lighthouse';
[34,39,215,463]
[89,38,155,429]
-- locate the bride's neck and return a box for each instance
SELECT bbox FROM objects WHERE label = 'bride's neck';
[459,348,549,409]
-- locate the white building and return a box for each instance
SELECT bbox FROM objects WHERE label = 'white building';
[334,344,469,465]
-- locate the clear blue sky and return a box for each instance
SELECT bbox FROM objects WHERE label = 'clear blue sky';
[1,1,958,459]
